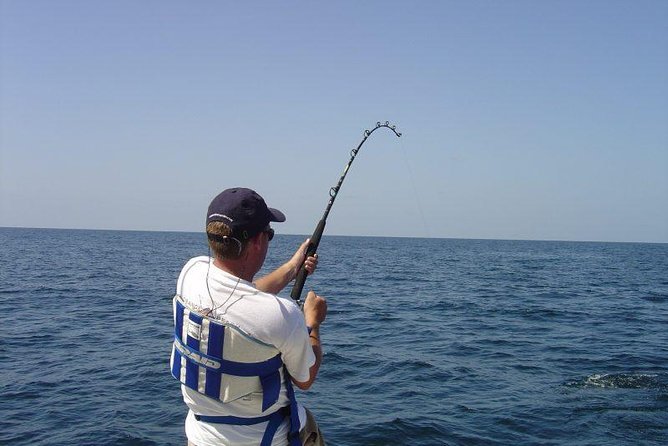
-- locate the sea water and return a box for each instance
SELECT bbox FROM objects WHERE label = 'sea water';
[1,228,666,445]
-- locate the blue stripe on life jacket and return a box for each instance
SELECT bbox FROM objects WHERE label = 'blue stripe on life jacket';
[184,310,202,390]
[259,369,281,412]
[204,319,224,398]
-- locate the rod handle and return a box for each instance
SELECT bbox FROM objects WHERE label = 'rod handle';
[290,219,326,301]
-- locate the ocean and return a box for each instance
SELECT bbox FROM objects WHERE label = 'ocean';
[1,227,666,445]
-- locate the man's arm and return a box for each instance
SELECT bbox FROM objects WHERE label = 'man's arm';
[293,291,327,390]
[255,239,317,295]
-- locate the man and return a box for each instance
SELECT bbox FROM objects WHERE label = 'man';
[170,187,328,446]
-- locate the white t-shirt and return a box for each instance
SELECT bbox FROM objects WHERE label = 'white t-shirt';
[175,256,315,446]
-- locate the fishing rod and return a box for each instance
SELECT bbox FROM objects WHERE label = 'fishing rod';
[290,121,402,305]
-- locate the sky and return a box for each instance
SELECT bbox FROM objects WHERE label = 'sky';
[1,1,666,243]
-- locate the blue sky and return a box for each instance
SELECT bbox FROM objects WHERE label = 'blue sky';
[1,1,666,242]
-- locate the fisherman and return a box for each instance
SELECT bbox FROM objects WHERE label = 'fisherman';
[170,187,327,446]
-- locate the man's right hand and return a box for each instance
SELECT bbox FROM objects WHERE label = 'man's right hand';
[294,290,327,391]
[303,290,327,329]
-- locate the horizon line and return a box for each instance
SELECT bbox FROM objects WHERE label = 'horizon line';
[1,225,666,246]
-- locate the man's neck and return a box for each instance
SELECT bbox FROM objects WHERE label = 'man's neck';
[213,257,255,282]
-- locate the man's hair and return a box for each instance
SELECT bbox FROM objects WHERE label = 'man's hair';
[206,221,247,260]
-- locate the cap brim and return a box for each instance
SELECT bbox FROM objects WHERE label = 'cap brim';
[268,207,286,222]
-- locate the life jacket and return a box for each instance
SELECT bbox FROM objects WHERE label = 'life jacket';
[170,295,301,446]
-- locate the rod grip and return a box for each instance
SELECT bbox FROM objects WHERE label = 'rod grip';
[290,219,326,301]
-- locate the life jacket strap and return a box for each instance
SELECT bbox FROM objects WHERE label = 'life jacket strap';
[194,406,287,424]
[195,406,294,446]
[284,373,302,446]
[173,335,283,411]
[193,370,303,446]
[173,334,284,375]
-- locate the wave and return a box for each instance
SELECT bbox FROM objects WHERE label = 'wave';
[565,373,668,390]
[642,291,668,303]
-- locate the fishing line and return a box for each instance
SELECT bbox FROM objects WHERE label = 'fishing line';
[398,135,430,238]
[290,121,402,306]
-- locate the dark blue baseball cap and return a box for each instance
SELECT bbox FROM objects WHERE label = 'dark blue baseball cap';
[206,188,285,240]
